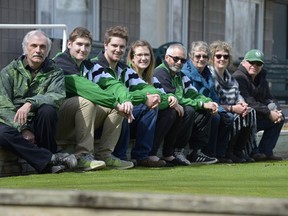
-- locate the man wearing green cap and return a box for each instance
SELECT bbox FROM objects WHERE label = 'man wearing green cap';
[232,49,284,161]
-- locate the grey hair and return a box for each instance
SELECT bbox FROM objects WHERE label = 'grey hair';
[22,30,52,57]
[189,41,210,58]
[166,43,187,58]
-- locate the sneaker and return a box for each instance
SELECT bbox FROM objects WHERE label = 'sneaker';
[51,165,66,173]
[174,150,191,165]
[51,152,77,169]
[104,155,134,170]
[187,151,218,165]
[78,154,106,171]
[137,158,166,167]
[163,158,189,166]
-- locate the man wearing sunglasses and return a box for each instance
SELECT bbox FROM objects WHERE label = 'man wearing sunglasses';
[154,43,218,165]
[233,49,284,161]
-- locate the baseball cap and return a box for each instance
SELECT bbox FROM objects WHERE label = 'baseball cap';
[244,49,264,63]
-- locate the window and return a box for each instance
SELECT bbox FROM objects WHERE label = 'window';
[36,0,100,40]
[225,0,264,60]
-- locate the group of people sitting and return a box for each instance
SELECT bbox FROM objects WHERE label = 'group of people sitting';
[0,25,285,175]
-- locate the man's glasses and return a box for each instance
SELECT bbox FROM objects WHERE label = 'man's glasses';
[168,55,187,64]
[194,54,209,59]
[247,61,263,67]
[215,54,229,60]
[134,53,151,58]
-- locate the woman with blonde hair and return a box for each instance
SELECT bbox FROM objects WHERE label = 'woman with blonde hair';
[208,40,256,162]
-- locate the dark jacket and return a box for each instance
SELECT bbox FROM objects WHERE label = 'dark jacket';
[232,64,281,119]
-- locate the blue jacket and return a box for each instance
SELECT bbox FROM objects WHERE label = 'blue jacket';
[182,60,225,112]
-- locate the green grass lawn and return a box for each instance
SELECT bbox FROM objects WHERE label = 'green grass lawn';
[0,160,287,198]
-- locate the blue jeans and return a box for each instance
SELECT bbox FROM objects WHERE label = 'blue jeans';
[113,104,158,161]
[255,116,284,156]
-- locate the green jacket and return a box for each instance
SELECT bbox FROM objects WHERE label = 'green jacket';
[91,51,163,106]
[0,56,66,131]
[154,62,211,109]
[54,50,132,108]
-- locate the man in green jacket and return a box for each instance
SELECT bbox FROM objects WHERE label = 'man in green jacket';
[154,43,218,165]
[90,26,166,167]
[54,27,134,170]
[0,30,77,174]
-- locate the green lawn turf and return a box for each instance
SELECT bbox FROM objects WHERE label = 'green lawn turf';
[0,160,287,198]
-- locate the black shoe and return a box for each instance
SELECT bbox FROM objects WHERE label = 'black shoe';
[266,154,283,161]
[137,158,166,167]
[252,153,267,161]
[217,157,233,163]
[163,158,189,166]
[51,153,77,169]
[227,154,246,163]
[187,151,218,165]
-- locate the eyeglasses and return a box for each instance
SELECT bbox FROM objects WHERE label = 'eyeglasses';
[194,54,209,59]
[215,54,229,60]
[134,53,151,58]
[168,55,187,64]
[247,61,263,67]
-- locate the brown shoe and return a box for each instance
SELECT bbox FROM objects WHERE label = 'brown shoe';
[137,158,166,167]
[252,153,267,161]
[266,155,283,161]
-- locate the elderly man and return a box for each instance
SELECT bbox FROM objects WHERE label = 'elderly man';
[0,30,77,174]
[233,49,284,161]
[153,43,218,165]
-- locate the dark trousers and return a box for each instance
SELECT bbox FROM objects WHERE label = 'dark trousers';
[188,108,212,151]
[150,108,181,157]
[0,105,57,172]
[256,115,284,156]
[113,104,158,161]
[173,106,195,150]
[202,112,234,157]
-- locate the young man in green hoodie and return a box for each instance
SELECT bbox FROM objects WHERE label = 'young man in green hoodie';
[54,27,134,171]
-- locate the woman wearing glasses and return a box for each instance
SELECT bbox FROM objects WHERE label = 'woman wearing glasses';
[208,40,256,163]
[182,41,234,163]
[126,40,190,166]
[232,49,284,161]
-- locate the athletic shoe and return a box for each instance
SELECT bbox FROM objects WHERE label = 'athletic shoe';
[187,151,218,165]
[163,158,189,166]
[137,158,166,167]
[51,165,66,173]
[174,150,191,165]
[104,155,134,170]
[51,152,77,169]
[78,154,106,171]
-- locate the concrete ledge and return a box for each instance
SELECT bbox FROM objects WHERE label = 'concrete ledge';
[0,189,288,216]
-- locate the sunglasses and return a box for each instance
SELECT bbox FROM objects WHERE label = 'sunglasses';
[194,54,209,59]
[247,61,263,67]
[168,55,187,64]
[215,54,229,60]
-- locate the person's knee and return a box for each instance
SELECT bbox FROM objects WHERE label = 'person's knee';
[79,97,96,111]
[38,104,57,117]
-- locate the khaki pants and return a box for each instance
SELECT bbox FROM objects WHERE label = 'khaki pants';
[56,96,123,159]
[94,106,123,160]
